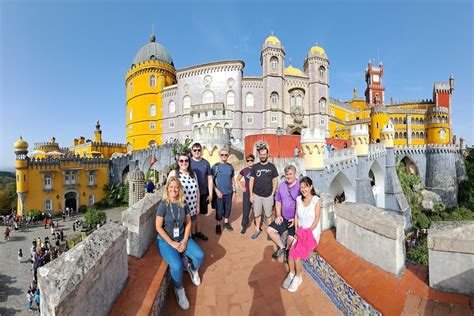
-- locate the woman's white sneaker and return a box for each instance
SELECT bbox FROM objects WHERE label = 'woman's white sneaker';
[282,272,295,289]
[186,263,201,286]
[287,275,302,292]
[174,287,190,310]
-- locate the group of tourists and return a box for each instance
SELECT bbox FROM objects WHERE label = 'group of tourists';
[156,143,322,310]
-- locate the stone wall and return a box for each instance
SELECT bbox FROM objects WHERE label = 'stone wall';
[335,203,405,276]
[37,223,128,316]
[428,221,474,296]
[122,190,162,258]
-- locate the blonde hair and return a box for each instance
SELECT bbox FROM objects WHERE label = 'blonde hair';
[162,176,185,208]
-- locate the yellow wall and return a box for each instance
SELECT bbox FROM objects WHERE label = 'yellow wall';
[17,161,108,216]
[370,113,389,142]
[125,60,176,150]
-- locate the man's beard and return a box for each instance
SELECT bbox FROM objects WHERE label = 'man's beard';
[260,157,268,163]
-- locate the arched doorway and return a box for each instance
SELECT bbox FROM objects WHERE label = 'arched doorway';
[64,191,78,213]
[400,156,418,175]
[328,172,356,203]
[122,165,129,183]
[369,161,385,208]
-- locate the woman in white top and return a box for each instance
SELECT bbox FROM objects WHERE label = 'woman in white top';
[168,153,200,234]
[283,176,321,293]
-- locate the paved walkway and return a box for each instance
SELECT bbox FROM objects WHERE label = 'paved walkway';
[163,199,340,315]
[0,207,126,315]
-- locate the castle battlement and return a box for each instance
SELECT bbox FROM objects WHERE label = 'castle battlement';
[324,147,358,172]
[350,124,369,137]
[427,107,449,115]
[381,124,395,134]
[193,127,231,144]
[301,128,325,143]
[368,143,387,160]
[28,156,109,166]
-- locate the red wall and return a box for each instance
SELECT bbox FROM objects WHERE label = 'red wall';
[437,92,450,108]
[245,134,350,158]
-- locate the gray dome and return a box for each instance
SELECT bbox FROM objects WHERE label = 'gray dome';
[132,36,174,66]
[129,168,145,181]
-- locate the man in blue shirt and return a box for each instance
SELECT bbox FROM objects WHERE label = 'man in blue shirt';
[212,148,236,235]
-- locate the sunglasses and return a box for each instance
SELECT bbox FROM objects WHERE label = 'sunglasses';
[220,153,229,157]
[247,159,254,162]
[193,149,201,152]
[178,159,189,163]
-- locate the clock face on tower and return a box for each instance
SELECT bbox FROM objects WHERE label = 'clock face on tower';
[373,74,380,83]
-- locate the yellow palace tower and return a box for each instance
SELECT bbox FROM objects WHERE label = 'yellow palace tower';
[125,34,177,150]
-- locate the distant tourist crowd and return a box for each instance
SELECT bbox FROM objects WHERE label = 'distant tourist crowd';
[156,142,322,310]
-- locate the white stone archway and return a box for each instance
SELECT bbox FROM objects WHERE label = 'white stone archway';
[369,160,385,208]
[328,172,356,203]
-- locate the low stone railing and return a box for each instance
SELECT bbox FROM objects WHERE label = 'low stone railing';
[367,143,386,160]
[428,221,474,296]
[37,223,128,316]
[122,191,162,258]
[324,148,358,172]
[335,203,405,276]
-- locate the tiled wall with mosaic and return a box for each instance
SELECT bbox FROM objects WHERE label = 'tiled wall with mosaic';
[304,251,381,315]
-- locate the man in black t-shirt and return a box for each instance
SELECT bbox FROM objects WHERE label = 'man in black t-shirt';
[249,146,278,240]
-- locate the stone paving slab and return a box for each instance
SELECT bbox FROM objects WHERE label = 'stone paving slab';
[0,206,126,315]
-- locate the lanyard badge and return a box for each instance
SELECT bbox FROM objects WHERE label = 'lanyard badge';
[169,203,181,238]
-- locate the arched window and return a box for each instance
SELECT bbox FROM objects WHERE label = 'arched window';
[88,194,95,206]
[202,90,214,104]
[149,104,156,116]
[296,95,303,107]
[129,82,133,93]
[319,66,326,79]
[149,75,156,87]
[45,199,52,211]
[226,91,235,106]
[375,93,380,103]
[271,92,279,105]
[319,98,327,112]
[270,57,278,70]
[183,96,191,109]
[169,101,176,113]
[246,93,254,107]
[129,109,133,120]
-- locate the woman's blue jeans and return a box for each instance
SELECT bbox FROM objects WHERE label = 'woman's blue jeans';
[157,236,204,289]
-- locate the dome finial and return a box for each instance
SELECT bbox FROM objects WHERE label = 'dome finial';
[150,24,156,42]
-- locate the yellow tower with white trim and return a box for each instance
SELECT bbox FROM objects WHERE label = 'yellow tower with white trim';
[350,125,369,156]
[300,128,326,170]
[14,137,29,216]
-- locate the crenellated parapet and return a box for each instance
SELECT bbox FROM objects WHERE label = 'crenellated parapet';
[394,143,460,155]
[176,60,244,80]
[367,143,387,161]
[323,148,358,173]
[193,127,231,161]
[28,156,109,168]
[381,124,395,148]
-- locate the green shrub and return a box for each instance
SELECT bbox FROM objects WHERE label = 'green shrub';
[67,234,83,249]
[27,210,43,220]
[84,208,107,230]
[433,203,445,213]
[407,238,428,266]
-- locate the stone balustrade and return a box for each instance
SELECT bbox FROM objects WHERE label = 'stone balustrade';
[37,223,128,316]
[367,143,387,160]
[323,148,358,172]
[335,203,405,276]
[428,221,474,296]
[122,191,162,258]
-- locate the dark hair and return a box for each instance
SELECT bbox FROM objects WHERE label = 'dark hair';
[258,146,268,154]
[192,143,202,149]
[246,154,255,160]
[175,153,195,178]
[300,176,318,196]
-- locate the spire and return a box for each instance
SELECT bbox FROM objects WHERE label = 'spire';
[96,120,101,131]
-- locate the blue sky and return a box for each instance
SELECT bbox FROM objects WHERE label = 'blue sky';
[1,0,472,169]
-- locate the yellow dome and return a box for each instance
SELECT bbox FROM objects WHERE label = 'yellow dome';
[310,45,326,56]
[14,136,28,151]
[265,35,281,45]
[284,65,305,76]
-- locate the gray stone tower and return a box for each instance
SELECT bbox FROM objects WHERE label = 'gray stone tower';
[304,45,330,136]
[128,161,145,206]
[261,35,285,134]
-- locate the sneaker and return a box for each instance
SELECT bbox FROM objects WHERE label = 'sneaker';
[194,231,208,241]
[240,226,247,235]
[224,223,233,231]
[251,230,261,240]
[215,224,222,235]
[272,247,286,259]
[174,287,190,310]
[288,275,302,292]
[186,263,201,286]
[282,272,295,289]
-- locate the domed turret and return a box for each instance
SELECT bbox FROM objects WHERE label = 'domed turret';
[132,33,174,67]
[128,162,145,206]
[14,136,29,153]
[309,45,326,57]
[264,35,281,46]
[284,65,305,77]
